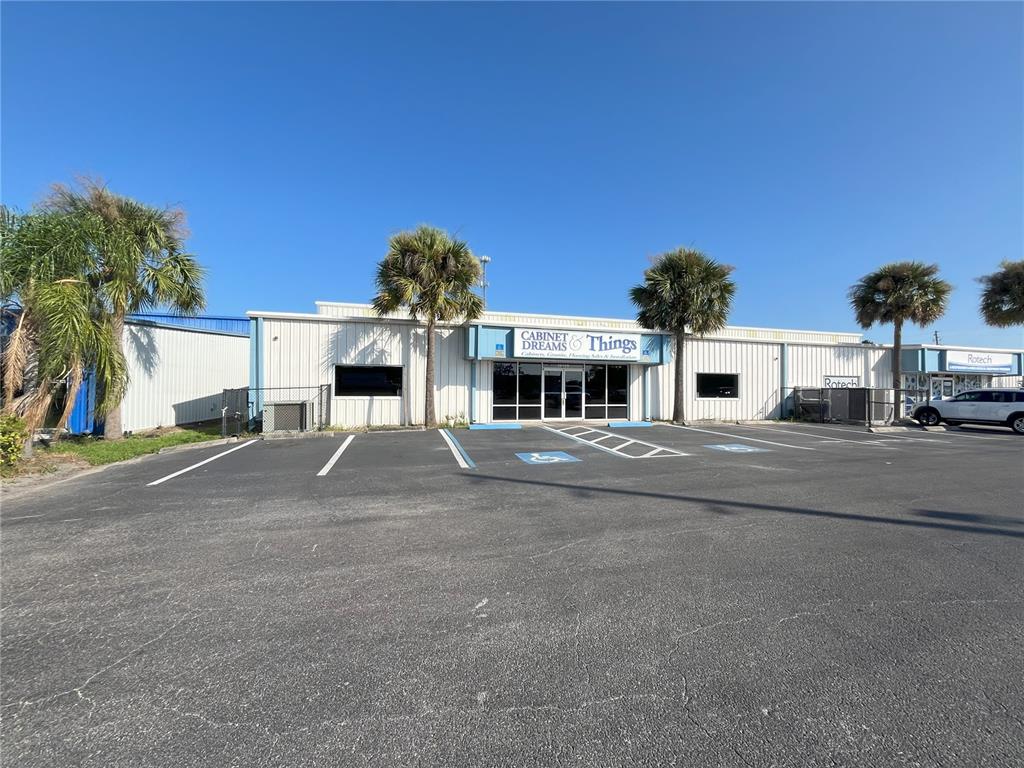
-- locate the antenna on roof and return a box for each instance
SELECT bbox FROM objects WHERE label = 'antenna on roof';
[479,255,491,306]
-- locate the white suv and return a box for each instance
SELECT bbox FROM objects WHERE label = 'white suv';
[913,388,1024,434]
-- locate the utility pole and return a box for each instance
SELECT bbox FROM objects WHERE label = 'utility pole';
[479,255,491,306]
[933,330,941,345]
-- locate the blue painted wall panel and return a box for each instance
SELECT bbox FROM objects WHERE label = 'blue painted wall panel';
[67,369,97,435]
[478,327,514,359]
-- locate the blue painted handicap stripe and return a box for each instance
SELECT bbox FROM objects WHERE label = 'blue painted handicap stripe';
[607,421,652,428]
[469,423,522,430]
[516,451,580,465]
[704,443,769,453]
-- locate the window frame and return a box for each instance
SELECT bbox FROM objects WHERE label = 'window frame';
[695,372,740,400]
[334,364,404,398]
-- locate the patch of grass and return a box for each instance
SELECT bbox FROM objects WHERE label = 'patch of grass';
[42,422,224,466]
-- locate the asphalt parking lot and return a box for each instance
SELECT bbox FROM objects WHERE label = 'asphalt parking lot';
[2,421,1022,767]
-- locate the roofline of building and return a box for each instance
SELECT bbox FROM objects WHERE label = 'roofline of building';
[308,301,865,340]
[126,318,249,338]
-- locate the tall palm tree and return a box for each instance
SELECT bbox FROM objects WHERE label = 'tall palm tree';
[849,262,951,419]
[630,248,736,423]
[372,225,483,428]
[1,207,128,435]
[43,180,205,439]
[978,260,1024,327]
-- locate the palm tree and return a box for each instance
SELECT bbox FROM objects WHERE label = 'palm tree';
[978,260,1024,327]
[1,207,128,436]
[630,248,736,423]
[849,262,951,419]
[372,225,483,428]
[43,180,205,439]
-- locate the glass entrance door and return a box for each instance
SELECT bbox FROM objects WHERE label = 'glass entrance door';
[542,367,584,419]
[930,376,954,400]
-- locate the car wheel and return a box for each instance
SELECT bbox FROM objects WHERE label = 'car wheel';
[917,408,940,427]
[1010,413,1024,435]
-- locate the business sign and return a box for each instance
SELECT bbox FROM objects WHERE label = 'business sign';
[823,375,860,389]
[946,350,1014,374]
[514,328,641,361]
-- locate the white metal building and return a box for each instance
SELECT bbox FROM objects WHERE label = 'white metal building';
[117,317,249,433]
[248,301,1023,428]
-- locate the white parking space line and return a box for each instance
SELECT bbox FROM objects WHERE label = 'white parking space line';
[439,429,476,469]
[782,422,947,443]
[924,429,1018,442]
[543,425,688,458]
[147,440,258,486]
[661,423,815,451]
[734,424,897,449]
[316,435,355,476]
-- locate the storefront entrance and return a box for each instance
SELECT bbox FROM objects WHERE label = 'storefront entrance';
[543,367,584,420]
[930,376,954,400]
[491,362,630,421]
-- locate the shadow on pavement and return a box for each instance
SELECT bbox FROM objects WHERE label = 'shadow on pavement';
[465,473,1024,540]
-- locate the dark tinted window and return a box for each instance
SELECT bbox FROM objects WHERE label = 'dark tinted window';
[585,365,606,405]
[1016,392,1024,403]
[493,363,517,405]
[335,366,402,396]
[697,373,739,398]
[607,365,628,405]
[519,364,542,405]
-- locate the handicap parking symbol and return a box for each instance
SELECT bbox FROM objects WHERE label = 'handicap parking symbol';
[516,451,581,465]
[704,443,769,453]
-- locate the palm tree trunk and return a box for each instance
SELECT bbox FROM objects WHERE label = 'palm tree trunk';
[104,313,126,440]
[672,330,686,423]
[424,318,437,429]
[892,319,903,421]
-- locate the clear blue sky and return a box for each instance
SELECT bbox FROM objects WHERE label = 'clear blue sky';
[3,2,1022,347]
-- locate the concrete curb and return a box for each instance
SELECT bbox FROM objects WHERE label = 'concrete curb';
[261,431,343,441]
[2,437,238,500]
[157,437,242,454]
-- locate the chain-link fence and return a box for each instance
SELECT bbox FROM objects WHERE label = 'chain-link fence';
[782,387,931,426]
[221,385,331,435]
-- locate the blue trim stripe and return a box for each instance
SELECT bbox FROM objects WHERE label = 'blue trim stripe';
[607,420,652,428]
[443,429,477,468]
[469,423,523,430]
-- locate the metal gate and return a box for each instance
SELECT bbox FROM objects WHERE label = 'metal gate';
[221,385,331,435]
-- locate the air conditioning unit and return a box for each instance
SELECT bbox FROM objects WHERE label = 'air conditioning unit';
[263,401,310,432]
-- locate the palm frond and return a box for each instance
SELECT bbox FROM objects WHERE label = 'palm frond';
[978,260,1024,328]
[629,248,736,336]
[848,261,952,330]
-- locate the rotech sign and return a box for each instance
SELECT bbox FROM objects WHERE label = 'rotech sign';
[514,328,642,361]
[945,350,1013,374]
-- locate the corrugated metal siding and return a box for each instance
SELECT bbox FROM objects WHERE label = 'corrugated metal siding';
[128,313,249,335]
[120,324,248,432]
[786,344,891,388]
[261,317,471,428]
[651,339,895,421]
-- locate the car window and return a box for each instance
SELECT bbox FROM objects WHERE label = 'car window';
[990,391,1010,403]
[953,391,982,402]
[974,391,994,402]
[1017,392,1024,403]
